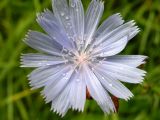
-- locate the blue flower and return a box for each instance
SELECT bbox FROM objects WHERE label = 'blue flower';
[21,0,147,117]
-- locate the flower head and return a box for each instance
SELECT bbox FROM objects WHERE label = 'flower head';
[21,0,147,117]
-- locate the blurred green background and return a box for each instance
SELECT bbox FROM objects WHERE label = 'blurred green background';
[0,0,160,120]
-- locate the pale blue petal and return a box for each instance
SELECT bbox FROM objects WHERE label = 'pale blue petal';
[24,31,63,56]
[21,54,68,67]
[69,0,85,49]
[94,20,138,46]
[91,21,140,57]
[95,61,146,83]
[51,82,71,117]
[107,55,148,67]
[42,65,74,103]
[50,66,85,116]
[37,15,75,52]
[92,67,133,100]
[92,36,128,57]
[52,0,77,51]
[82,64,115,113]
[84,0,104,49]
[95,13,124,38]
[69,68,86,111]
[28,64,69,89]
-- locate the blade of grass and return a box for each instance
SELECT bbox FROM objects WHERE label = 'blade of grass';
[139,12,154,54]
[16,101,29,120]
[0,89,37,107]
[7,76,13,120]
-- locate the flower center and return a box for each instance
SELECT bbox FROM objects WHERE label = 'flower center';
[75,53,88,65]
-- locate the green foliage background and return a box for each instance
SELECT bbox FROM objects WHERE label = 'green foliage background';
[0,0,160,120]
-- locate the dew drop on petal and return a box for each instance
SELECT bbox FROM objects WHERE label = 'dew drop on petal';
[38,63,42,65]
[60,12,65,16]
[65,16,69,20]
[102,58,107,61]
[64,77,69,80]
[67,22,71,26]
[100,52,104,57]
[70,2,75,8]
[99,61,103,64]
[109,83,113,87]
[64,60,68,64]
[76,79,80,82]
[91,67,95,71]
[63,73,66,76]
[69,26,72,29]
[53,36,56,39]
[66,73,69,75]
